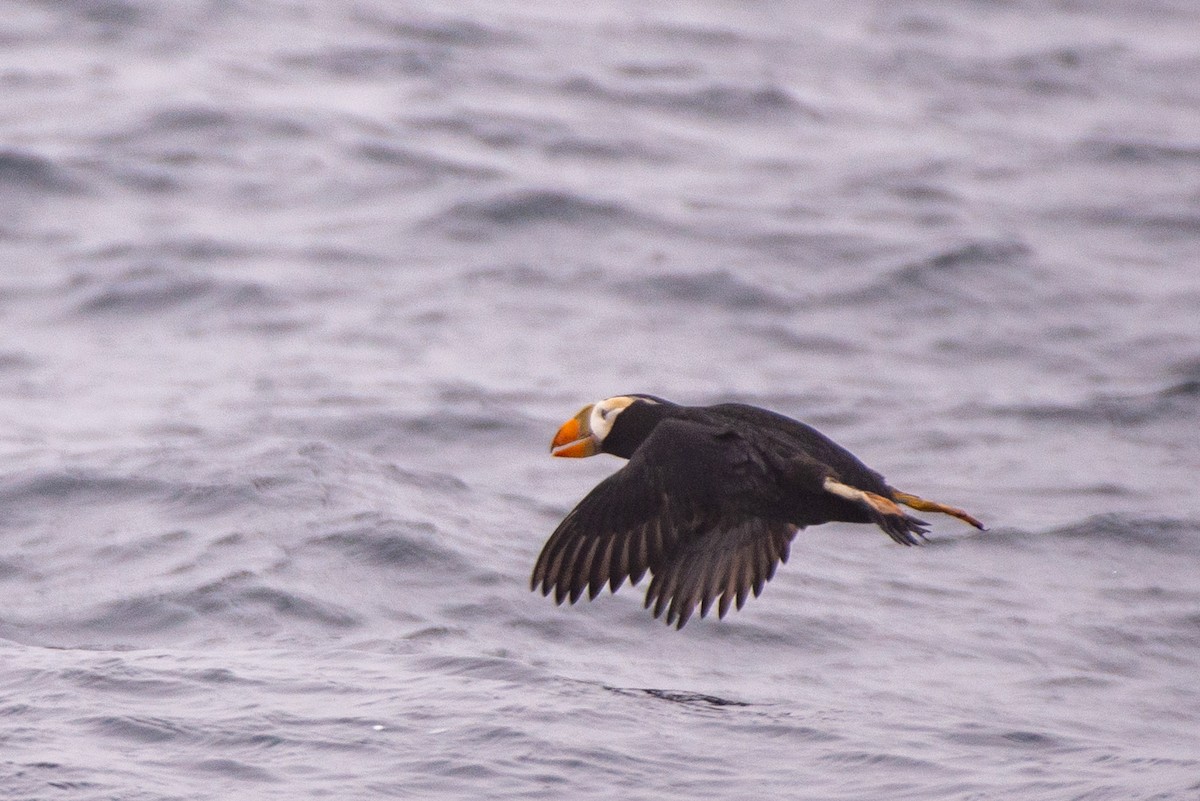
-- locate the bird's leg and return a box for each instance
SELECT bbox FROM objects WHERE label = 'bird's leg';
[822,478,929,545]
[892,490,985,530]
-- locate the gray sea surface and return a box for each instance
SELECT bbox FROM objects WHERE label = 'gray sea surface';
[2,1,1200,799]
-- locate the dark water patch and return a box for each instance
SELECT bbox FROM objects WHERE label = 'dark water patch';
[0,350,35,372]
[1035,673,1114,691]
[99,103,313,163]
[142,104,307,139]
[87,714,188,744]
[401,759,504,786]
[356,8,505,47]
[80,236,263,264]
[77,270,211,313]
[886,238,1029,287]
[94,529,191,564]
[612,269,793,312]
[743,324,863,355]
[632,19,757,48]
[410,110,570,151]
[352,139,499,180]
[989,382,1200,427]
[461,262,581,289]
[74,595,200,636]
[842,159,961,208]
[107,163,181,193]
[72,266,278,316]
[702,614,836,649]
[1003,730,1060,746]
[298,243,391,267]
[1162,378,1200,398]
[189,666,256,685]
[0,148,82,194]
[999,47,1107,97]
[953,43,1128,100]
[1043,515,1199,555]
[224,586,361,629]
[402,624,463,641]
[322,410,524,449]
[413,653,544,683]
[168,482,262,517]
[426,109,680,164]
[1097,584,1200,606]
[561,76,819,121]
[7,763,103,796]
[312,518,464,570]
[51,0,145,36]
[870,7,954,37]
[721,718,842,743]
[1085,617,1200,660]
[0,468,167,506]
[881,179,959,208]
[605,686,751,708]
[543,133,678,163]
[505,612,625,647]
[1077,205,1200,237]
[193,758,276,782]
[1080,136,1200,165]
[614,59,703,80]
[818,749,939,770]
[826,238,1031,310]
[61,661,191,697]
[282,44,444,79]
[131,104,236,136]
[71,576,363,637]
[430,189,641,239]
[942,723,1068,751]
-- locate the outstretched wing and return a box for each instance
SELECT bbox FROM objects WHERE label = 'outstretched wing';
[644,517,797,629]
[533,420,759,601]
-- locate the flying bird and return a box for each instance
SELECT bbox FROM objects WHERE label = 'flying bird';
[531,395,983,629]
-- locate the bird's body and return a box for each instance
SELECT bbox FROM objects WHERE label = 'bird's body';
[532,395,983,628]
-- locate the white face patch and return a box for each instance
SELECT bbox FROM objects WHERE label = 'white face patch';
[588,395,640,442]
[589,396,632,442]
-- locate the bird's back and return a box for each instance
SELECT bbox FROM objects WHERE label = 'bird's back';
[701,403,892,496]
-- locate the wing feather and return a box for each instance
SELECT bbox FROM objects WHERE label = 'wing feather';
[589,537,615,600]
[533,419,739,606]
[533,417,800,627]
[647,518,798,628]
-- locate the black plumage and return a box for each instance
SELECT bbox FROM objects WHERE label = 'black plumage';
[532,395,983,629]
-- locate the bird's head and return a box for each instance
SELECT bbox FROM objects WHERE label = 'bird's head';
[550,395,665,458]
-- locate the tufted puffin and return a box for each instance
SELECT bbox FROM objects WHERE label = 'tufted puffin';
[531,395,984,629]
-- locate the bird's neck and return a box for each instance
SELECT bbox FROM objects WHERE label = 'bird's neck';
[602,401,674,459]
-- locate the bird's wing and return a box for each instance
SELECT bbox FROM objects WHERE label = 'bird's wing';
[644,516,797,629]
[531,418,765,607]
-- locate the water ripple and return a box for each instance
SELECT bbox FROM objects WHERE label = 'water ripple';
[0,149,81,194]
[430,189,641,237]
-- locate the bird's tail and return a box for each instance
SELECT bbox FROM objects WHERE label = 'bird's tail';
[893,490,985,530]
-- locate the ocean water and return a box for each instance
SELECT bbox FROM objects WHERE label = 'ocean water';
[2,1,1200,798]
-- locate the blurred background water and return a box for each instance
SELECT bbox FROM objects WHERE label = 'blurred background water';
[2,1,1199,798]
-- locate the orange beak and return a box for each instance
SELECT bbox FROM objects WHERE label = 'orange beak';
[550,405,599,457]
